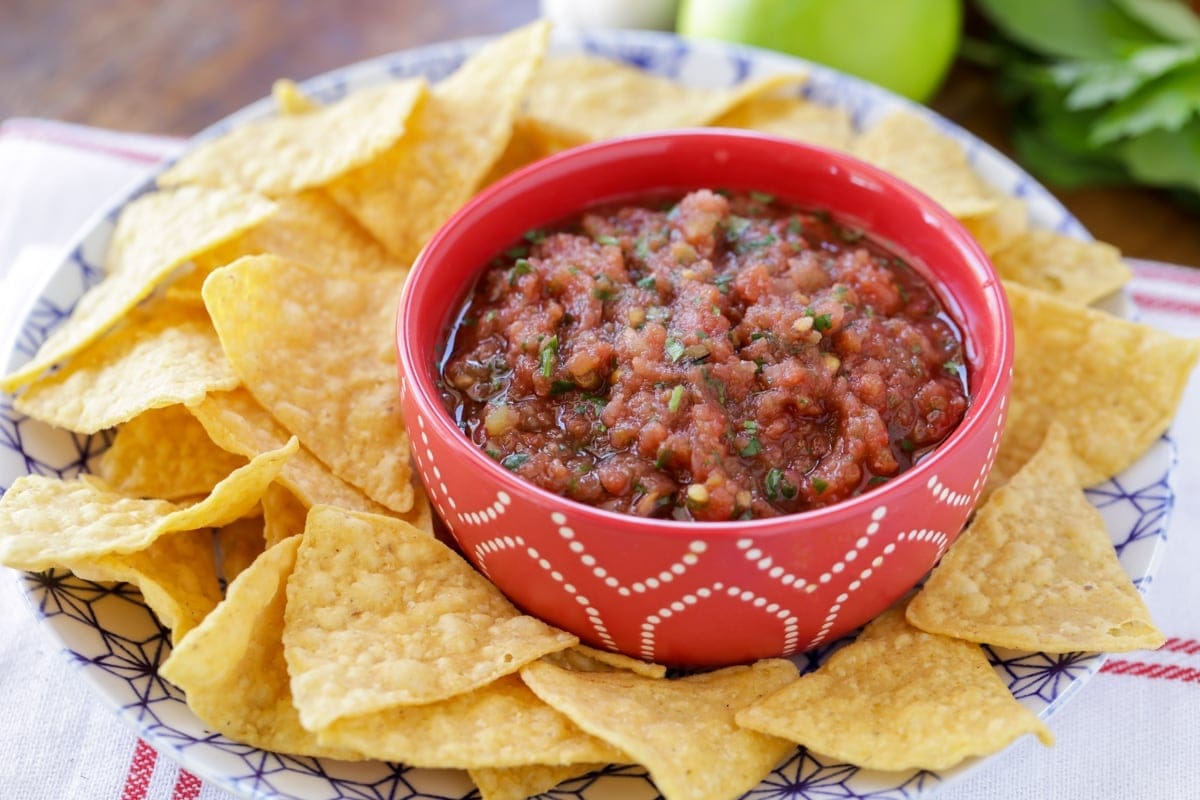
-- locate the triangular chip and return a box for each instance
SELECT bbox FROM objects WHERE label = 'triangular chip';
[215,515,266,585]
[1,186,275,391]
[544,645,668,679]
[524,54,806,143]
[201,257,413,512]
[994,281,1200,486]
[96,404,247,500]
[959,193,1028,256]
[481,115,577,186]
[735,605,1053,771]
[70,527,222,642]
[469,763,605,800]
[188,388,391,515]
[159,537,362,759]
[272,78,320,115]
[168,190,406,302]
[328,21,550,263]
[713,93,854,151]
[13,299,239,434]
[907,424,1164,652]
[260,482,308,548]
[992,229,1132,305]
[0,438,296,570]
[157,78,427,195]
[520,659,798,800]
[852,111,998,218]
[283,505,576,731]
[316,673,626,768]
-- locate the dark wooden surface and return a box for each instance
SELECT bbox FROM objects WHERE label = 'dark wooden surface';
[3,0,1196,265]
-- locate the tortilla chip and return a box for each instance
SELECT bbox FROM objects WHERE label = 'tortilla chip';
[736,605,1052,771]
[272,78,320,114]
[159,537,362,759]
[71,527,222,642]
[283,505,576,731]
[0,438,296,570]
[544,645,668,679]
[168,190,407,303]
[261,482,308,548]
[992,229,1132,305]
[469,764,605,800]
[201,258,413,512]
[524,54,806,143]
[0,186,275,391]
[13,299,239,434]
[96,405,247,500]
[188,388,391,515]
[908,424,1164,652]
[852,111,998,219]
[327,21,550,263]
[216,515,265,584]
[481,115,577,186]
[994,282,1200,486]
[317,673,626,768]
[157,78,427,196]
[713,93,854,151]
[959,193,1029,256]
[521,659,798,800]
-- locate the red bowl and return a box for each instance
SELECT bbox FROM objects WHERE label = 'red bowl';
[396,129,1011,668]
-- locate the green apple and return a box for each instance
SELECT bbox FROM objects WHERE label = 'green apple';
[676,0,962,102]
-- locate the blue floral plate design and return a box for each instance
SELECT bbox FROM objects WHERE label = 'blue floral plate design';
[0,28,1176,800]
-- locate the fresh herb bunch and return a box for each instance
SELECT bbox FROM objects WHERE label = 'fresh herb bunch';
[973,0,1200,204]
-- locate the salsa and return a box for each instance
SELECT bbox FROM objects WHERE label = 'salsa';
[439,189,968,521]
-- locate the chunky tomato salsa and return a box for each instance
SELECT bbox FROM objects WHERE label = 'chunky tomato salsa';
[438,190,968,521]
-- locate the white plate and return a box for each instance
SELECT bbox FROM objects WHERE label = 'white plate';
[0,28,1176,800]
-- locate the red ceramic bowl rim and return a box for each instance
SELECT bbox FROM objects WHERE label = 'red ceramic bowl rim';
[397,128,1012,539]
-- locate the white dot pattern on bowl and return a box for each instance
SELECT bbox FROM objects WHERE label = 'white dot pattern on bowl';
[410,399,997,661]
[638,581,800,660]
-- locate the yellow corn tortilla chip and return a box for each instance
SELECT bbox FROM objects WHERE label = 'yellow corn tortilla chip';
[544,645,668,679]
[713,93,854,151]
[157,78,427,196]
[524,54,807,143]
[992,229,1133,305]
[283,505,576,731]
[169,190,407,302]
[272,78,320,114]
[216,515,265,585]
[736,605,1052,771]
[0,438,296,570]
[159,537,362,759]
[852,111,998,219]
[70,528,222,643]
[188,388,391,516]
[261,482,308,549]
[327,21,550,263]
[96,405,247,500]
[960,193,1029,256]
[521,659,798,800]
[994,281,1200,486]
[201,258,413,512]
[481,115,578,186]
[13,299,239,434]
[907,424,1164,652]
[469,764,605,800]
[317,673,627,768]
[0,186,275,392]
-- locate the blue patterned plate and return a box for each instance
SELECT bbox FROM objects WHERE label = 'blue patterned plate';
[1,28,1176,800]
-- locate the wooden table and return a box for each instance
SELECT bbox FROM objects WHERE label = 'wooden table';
[4,0,1196,266]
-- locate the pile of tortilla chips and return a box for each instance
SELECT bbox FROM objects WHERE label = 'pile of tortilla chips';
[1,19,1198,800]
